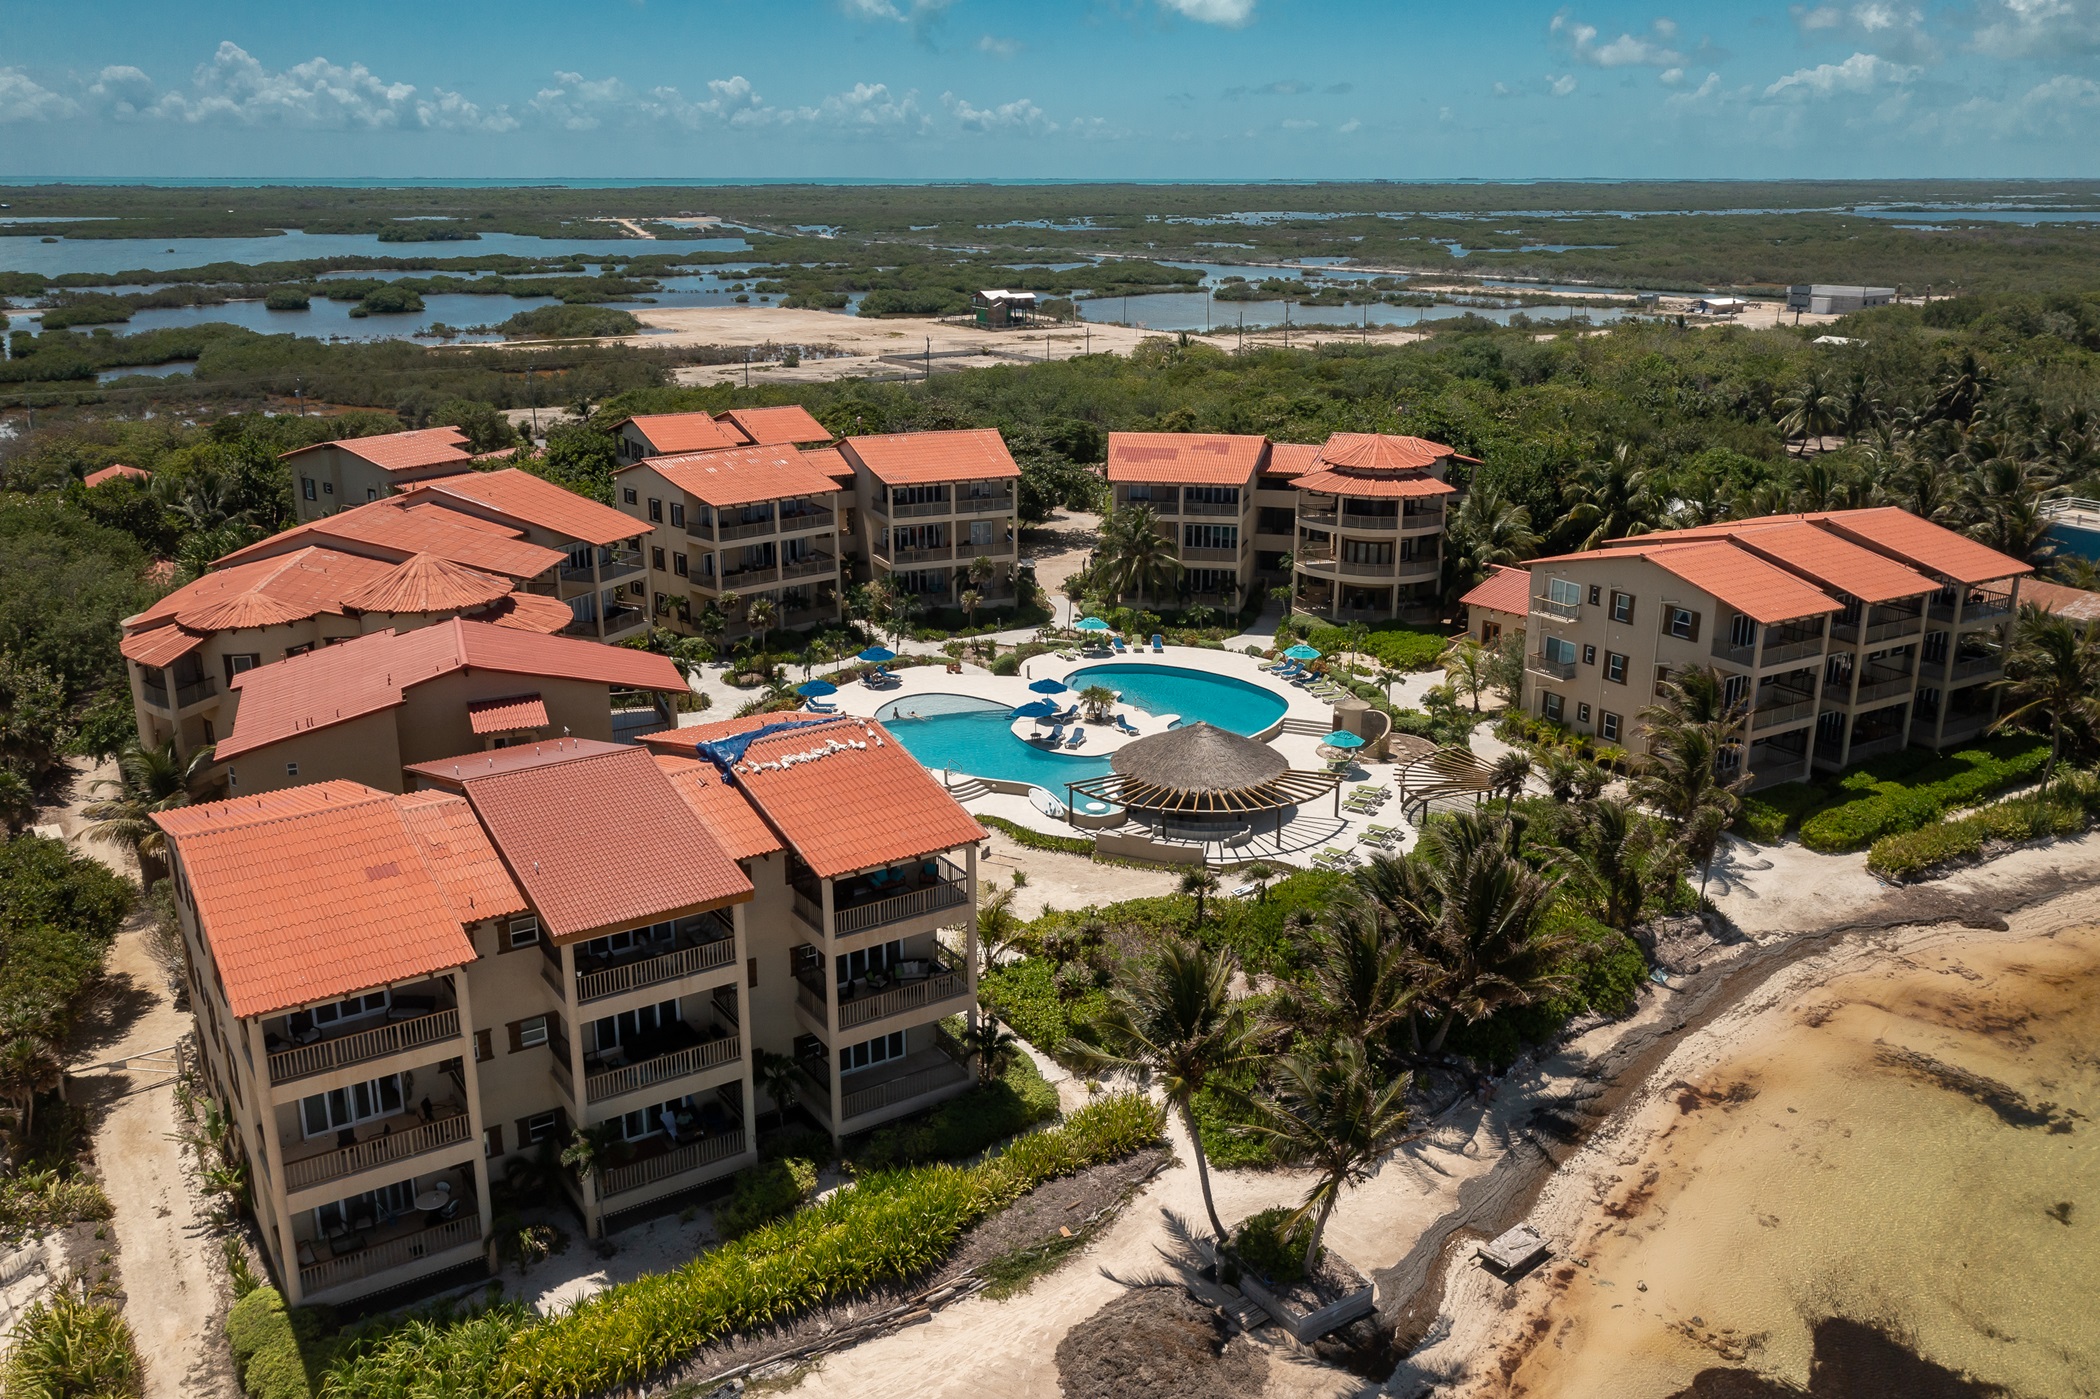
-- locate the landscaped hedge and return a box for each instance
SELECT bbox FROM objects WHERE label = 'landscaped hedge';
[1796,737,2050,854]
[313,1094,1165,1399]
[977,815,1094,857]
[1866,773,2100,881]
[1301,621,1450,672]
[979,957,1109,1062]
[1734,781,1825,844]
[853,1052,1060,1169]
[227,1288,334,1399]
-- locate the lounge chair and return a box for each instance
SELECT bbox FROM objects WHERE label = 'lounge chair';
[804,699,837,714]
[1114,714,1140,735]
[1274,660,1302,678]
[1151,634,1165,652]
[1040,724,1065,746]
[1112,636,1127,653]
[1057,649,1080,661]
[1066,726,1086,748]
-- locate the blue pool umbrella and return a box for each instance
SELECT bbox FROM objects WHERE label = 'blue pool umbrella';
[1027,677,1069,694]
[858,646,896,663]
[796,680,837,698]
[1076,616,1111,632]
[1320,730,1366,749]
[1284,643,1322,661]
[1011,699,1060,720]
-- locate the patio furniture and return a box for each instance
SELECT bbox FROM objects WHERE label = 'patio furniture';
[1041,724,1065,746]
[805,699,837,714]
[1066,726,1086,748]
[894,959,929,981]
[1151,634,1165,652]
[1112,636,1127,652]
[1114,714,1140,735]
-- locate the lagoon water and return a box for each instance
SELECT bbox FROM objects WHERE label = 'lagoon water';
[0,227,749,277]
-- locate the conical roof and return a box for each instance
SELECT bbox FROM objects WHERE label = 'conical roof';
[1316,433,1451,473]
[341,553,513,615]
[1109,721,1288,794]
[174,592,313,631]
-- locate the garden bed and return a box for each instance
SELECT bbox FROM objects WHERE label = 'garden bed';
[1238,1252,1374,1344]
[1054,1285,1268,1399]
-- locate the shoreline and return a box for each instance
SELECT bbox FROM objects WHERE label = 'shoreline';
[1382,841,2100,1396]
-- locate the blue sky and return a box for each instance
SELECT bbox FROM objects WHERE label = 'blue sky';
[3,0,2099,179]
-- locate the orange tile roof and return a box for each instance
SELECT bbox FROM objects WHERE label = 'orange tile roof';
[83,464,152,489]
[726,718,985,879]
[481,592,575,635]
[2017,578,2100,621]
[1294,469,1456,499]
[408,468,642,547]
[410,740,752,938]
[467,693,550,735]
[1459,564,1531,615]
[1806,507,2032,585]
[843,429,1020,487]
[130,546,401,631]
[619,413,746,454]
[338,553,514,615]
[395,789,528,921]
[215,620,683,761]
[721,405,832,447]
[1264,443,1323,479]
[282,426,472,474]
[652,754,783,861]
[629,446,844,510]
[1105,433,1267,486]
[120,623,206,669]
[154,782,478,1018]
[1316,433,1453,471]
[215,497,562,582]
[798,446,855,485]
[1534,541,1841,624]
[1604,519,1937,605]
[638,712,831,758]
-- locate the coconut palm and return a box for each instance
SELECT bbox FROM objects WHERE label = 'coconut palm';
[1242,861,1276,904]
[1096,505,1182,607]
[974,882,1023,975]
[1063,940,1260,1243]
[1440,639,1491,711]
[1239,1041,1412,1274]
[1775,371,1845,454]
[1179,865,1221,928]
[959,588,983,628]
[1566,442,1661,550]
[1487,750,1533,813]
[1547,797,1679,934]
[1993,605,2100,791]
[1271,898,1420,1050]
[959,1013,1019,1088]
[1631,724,1748,900]
[81,739,212,884]
[745,596,777,653]
[1078,684,1117,723]
[0,1030,65,1156]
[1443,481,1540,598]
[558,1121,629,1181]
[1058,573,1089,626]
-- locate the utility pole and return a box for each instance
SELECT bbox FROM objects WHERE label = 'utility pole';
[526,367,538,439]
[744,349,751,389]
[1085,325,1091,355]
[1237,308,1244,355]
[1284,301,1290,351]
[924,337,931,381]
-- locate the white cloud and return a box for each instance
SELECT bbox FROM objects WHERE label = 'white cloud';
[1973,0,2100,57]
[1281,117,1318,129]
[1659,66,1686,84]
[842,0,957,21]
[1793,4,1844,29]
[943,92,1050,133]
[977,34,1021,57]
[0,68,76,122]
[1158,0,1258,26]
[1551,12,1686,67]
[84,65,156,119]
[1947,71,2100,134]
[1664,71,1727,108]
[1550,73,1579,96]
[146,42,513,131]
[1338,116,1362,132]
[1789,3,1936,61]
[1763,50,1919,97]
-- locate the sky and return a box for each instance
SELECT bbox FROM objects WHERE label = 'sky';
[3,0,2099,180]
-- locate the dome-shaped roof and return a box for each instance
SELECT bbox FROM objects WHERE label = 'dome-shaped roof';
[1109,721,1288,794]
[341,553,513,615]
[1315,433,1452,473]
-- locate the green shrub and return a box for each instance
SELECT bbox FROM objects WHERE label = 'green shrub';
[1231,1206,1314,1285]
[1734,781,1823,843]
[262,287,310,311]
[979,957,1108,1060]
[853,1053,1059,1169]
[0,1170,111,1236]
[977,815,1093,856]
[1,1281,144,1399]
[989,652,1022,676]
[1866,783,2094,881]
[1301,621,1449,672]
[1189,1078,1276,1170]
[1798,738,2049,853]
[713,1156,818,1242]
[226,1288,334,1399]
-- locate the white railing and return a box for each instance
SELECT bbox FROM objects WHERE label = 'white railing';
[598,1129,747,1197]
[283,1114,472,1193]
[1535,596,1580,621]
[837,967,970,1031]
[267,1010,460,1085]
[840,1056,970,1121]
[298,1216,481,1297]
[575,938,734,1005]
[584,1035,741,1104]
[833,876,970,937]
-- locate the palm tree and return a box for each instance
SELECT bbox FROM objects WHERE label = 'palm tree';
[960,1014,1019,1087]
[0,1030,65,1156]
[559,1121,629,1181]
[1442,481,1540,594]
[1993,605,2100,791]
[1063,941,1260,1243]
[1078,684,1117,723]
[1096,505,1182,607]
[975,881,1023,975]
[744,596,777,653]
[1487,750,1533,813]
[1179,865,1221,928]
[1548,797,1677,934]
[959,588,983,628]
[1775,371,1844,455]
[753,1047,800,1124]
[81,739,212,884]
[1632,724,1748,900]
[1566,442,1660,550]
[1059,573,1089,627]
[1440,639,1491,711]
[1239,1041,1412,1274]
[1242,861,1276,903]
[1272,899,1420,1049]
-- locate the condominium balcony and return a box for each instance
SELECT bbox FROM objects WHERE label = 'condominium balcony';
[1846,732,1909,763]
[1180,545,1243,564]
[598,547,645,583]
[601,603,647,638]
[893,543,954,565]
[1534,595,1580,621]
[1947,655,1998,684]
[1181,498,1242,518]
[597,1121,748,1200]
[582,1018,741,1107]
[892,497,955,519]
[264,992,461,1087]
[297,1188,481,1301]
[718,562,780,587]
[571,914,735,1006]
[1400,506,1446,533]
[1525,654,1576,681]
[1751,696,1816,731]
[1849,671,1916,706]
[1938,710,1993,743]
[778,507,836,534]
[791,856,970,939]
[1933,591,2014,625]
[1339,510,1400,532]
[795,1046,972,1132]
[718,515,778,542]
[794,955,971,1035]
[281,1101,473,1195]
[1758,634,1826,667]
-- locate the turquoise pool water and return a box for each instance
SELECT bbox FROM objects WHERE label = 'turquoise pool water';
[876,695,1113,787]
[1065,663,1289,736]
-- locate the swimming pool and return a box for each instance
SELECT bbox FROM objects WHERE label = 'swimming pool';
[877,695,1113,787]
[1065,663,1289,737]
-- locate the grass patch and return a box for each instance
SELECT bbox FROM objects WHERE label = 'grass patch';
[1,1280,145,1399]
[978,1230,1091,1301]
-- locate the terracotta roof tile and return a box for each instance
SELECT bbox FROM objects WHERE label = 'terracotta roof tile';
[798,446,855,485]
[2016,578,2100,621]
[120,624,206,669]
[216,620,683,761]
[1534,541,1841,624]
[721,405,832,447]
[1807,507,2032,585]
[1263,443,1323,479]
[842,429,1020,487]
[638,712,831,755]
[83,464,152,489]
[1294,469,1456,499]
[154,782,477,1018]
[395,789,528,921]
[619,413,746,454]
[727,718,984,879]
[1603,519,1938,605]
[282,426,472,474]
[214,497,562,582]
[411,741,752,938]
[481,592,575,635]
[1105,433,1267,487]
[131,547,401,631]
[409,468,643,547]
[652,754,783,861]
[628,446,844,510]
[1459,564,1532,615]
[467,693,549,735]
[1316,433,1452,471]
[338,554,515,615]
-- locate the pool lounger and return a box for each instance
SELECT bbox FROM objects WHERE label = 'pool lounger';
[1114,715,1140,735]
[1065,726,1087,748]
[1040,724,1065,746]
[1151,634,1165,652]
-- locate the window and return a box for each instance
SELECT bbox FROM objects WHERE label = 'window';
[1542,692,1565,721]
[322,482,334,495]
[315,1181,414,1237]
[484,1125,504,1158]
[1547,577,1581,607]
[201,719,215,744]
[670,502,685,528]
[836,939,905,986]
[1611,591,1634,624]
[512,1015,549,1051]
[285,761,299,778]
[1600,711,1621,741]
[1481,620,1502,645]
[1183,523,1241,552]
[310,991,388,1027]
[840,1029,907,1075]
[651,546,666,572]
[365,488,378,501]
[299,1074,404,1138]
[223,654,260,683]
[1722,673,1750,708]
[522,1111,559,1145]
[968,519,996,547]
[1588,585,1602,605]
[1730,614,1757,648]
[1578,702,1592,723]
[474,1029,492,1062]
[301,477,317,501]
[1605,652,1627,684]
[588,1000,678,1055]
[614,1096,692,1142]
[648,497,663,523]
[623,487,638,505]
[506,916,540,949]
[666,552,683,578]
[1667,606,1699,640]
[1543,636,1578,665]
[1581,644,1596,666]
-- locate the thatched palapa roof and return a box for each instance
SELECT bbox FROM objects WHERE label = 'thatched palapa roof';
[1073,722,1336,816]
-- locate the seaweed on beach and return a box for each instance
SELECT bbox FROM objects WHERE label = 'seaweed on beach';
[1663,1317,2011,1399]
[1873,1047,2081,1133]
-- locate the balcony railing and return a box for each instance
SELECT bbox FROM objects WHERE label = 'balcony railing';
[840,1053,970,1122]
[176,676,218,709]
[1182,498,1241,518]
[1711,639,1755,666]
[1852,674,1915,705]
[140,679,171,710]
[1180,546,1240,563]
[834,869,971,937]
[1865,614,1924,643]
[956,494,1013,515]
[837,964,970,1032]
[576,935,735,1005]
[1751,698,1815,730]
[685,520,715,541]
[718,564,779,586]
[1535,596,1580,621]
[283,1111,472,1193]
[268,1009,460,1086]
[1339,558,1399,577]
[779,554,838,582]
[1298,509,1339,527]
[299,1215,481,1298]
[584,1034,741,1105]
[778,508,836,533]
[1526,655,1576,681]
[1340,512,1399,532]
[892,498,954,519]
[598,1128,748,1198]
[1948,655,1998,683]
[792,887,824,930]
[1401,507,1446,530]
[718,517,777,541]
[1759,636,1825,667]
[601,604,646,636]
[1847,733,1908,762]
[894,544,954,564]
[598,548,644,582]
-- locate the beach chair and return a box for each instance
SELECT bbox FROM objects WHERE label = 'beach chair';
[1040,724,1064,746]
[1151,634,1165,652]
[804,700,837,714]
[1114,714,1140,735]
[1065,726,1086,748]
[1057,650,1080,662]
[1112,636,1127,653]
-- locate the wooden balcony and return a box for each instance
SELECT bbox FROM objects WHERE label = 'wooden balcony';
[575,931,735,1005]
[267,1010,461,1087]
[584,1033,741,1105]
[719,516,777,541]
[598,1128,748,1198]
[837,964,970,1032]
[283,1111,472,1194]
[299,1215,481,1299]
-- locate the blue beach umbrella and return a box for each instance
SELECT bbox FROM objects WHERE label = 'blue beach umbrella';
[1320,730,1366,749]
[1027,677,1069,694]
[1284,643,1322,661]
[1077,617,1111,632]
[796,680,837,698]
[858,646,896,663]
[1011,699,1060,720]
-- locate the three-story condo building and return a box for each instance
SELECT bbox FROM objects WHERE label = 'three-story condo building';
[838,429,1022,606]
